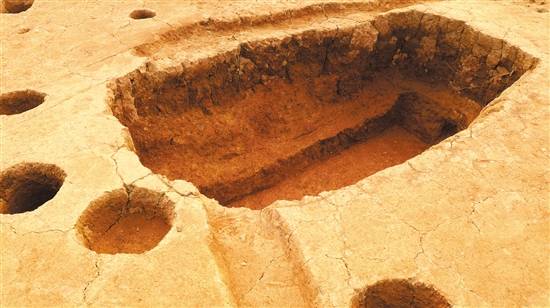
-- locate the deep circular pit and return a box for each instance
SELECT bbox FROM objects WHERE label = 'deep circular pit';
[129,9,156,19]
[1,0,34,13]
[76,187,174,254]
[0,163,66,214]
[353,279,451,308]
[0,90,46,115]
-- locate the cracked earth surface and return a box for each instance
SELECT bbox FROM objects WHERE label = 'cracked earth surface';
[1,0,549,307]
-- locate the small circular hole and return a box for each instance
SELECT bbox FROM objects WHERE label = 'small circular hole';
[129,9,156,20]
[0,163,66,214]
[0,90,46,115]
[353,279,451,308]
[1,0,34,14]
[76,187,174,254]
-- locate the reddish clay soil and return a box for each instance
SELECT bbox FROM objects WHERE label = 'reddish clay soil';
[76,189,173,254]
[109,8,533,211]
[134,71,479,209]
[353,279,451,308]
[0,163,65,214]
[0,90,46,115]
[87,213,171,254]
[229,125,428,209]
[139,75,397,194]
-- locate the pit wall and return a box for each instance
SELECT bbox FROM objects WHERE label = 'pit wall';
[109,10,537,123]
[108,9,537,203]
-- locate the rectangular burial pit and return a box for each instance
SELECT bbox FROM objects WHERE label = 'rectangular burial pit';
[109,11,536,210]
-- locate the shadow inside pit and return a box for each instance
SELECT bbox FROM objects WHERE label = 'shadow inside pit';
[352,279,451,308]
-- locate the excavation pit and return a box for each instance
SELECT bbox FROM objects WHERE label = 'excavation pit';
[129,9,156,20]
[1,0,34,14]
[76,187,174,254]
[353,279,451,308]
[0,163,66,214]
[0,90,46,115]
[110,11,535,210]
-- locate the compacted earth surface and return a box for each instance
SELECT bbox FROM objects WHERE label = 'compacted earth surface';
[1,0,549,307]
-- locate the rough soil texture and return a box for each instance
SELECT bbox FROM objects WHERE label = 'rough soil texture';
[118,71,479,209]
[0,90,45,115]
[76,187,174,254]
[0,0,33,14]
[229,125,430,209]
[352,279,451,308]
[1,0,549,307]
[0,163,65,214]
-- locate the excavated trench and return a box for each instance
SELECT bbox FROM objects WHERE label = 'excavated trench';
[109,11,535,210]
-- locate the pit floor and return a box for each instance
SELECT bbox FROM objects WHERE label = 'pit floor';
[229,126,429,209]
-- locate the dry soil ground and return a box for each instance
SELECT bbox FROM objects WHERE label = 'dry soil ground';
[1,0,549,307]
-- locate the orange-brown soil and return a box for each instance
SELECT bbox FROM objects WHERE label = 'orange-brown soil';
[133,71,479,209]
[87,213,171,254]
[109,13,532,211]
[0,90,45,115]
[139,75,395,203]
[76,189,173,254]
[0,163,65,214]
[229,125,428,209]
[353,279,451,308]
